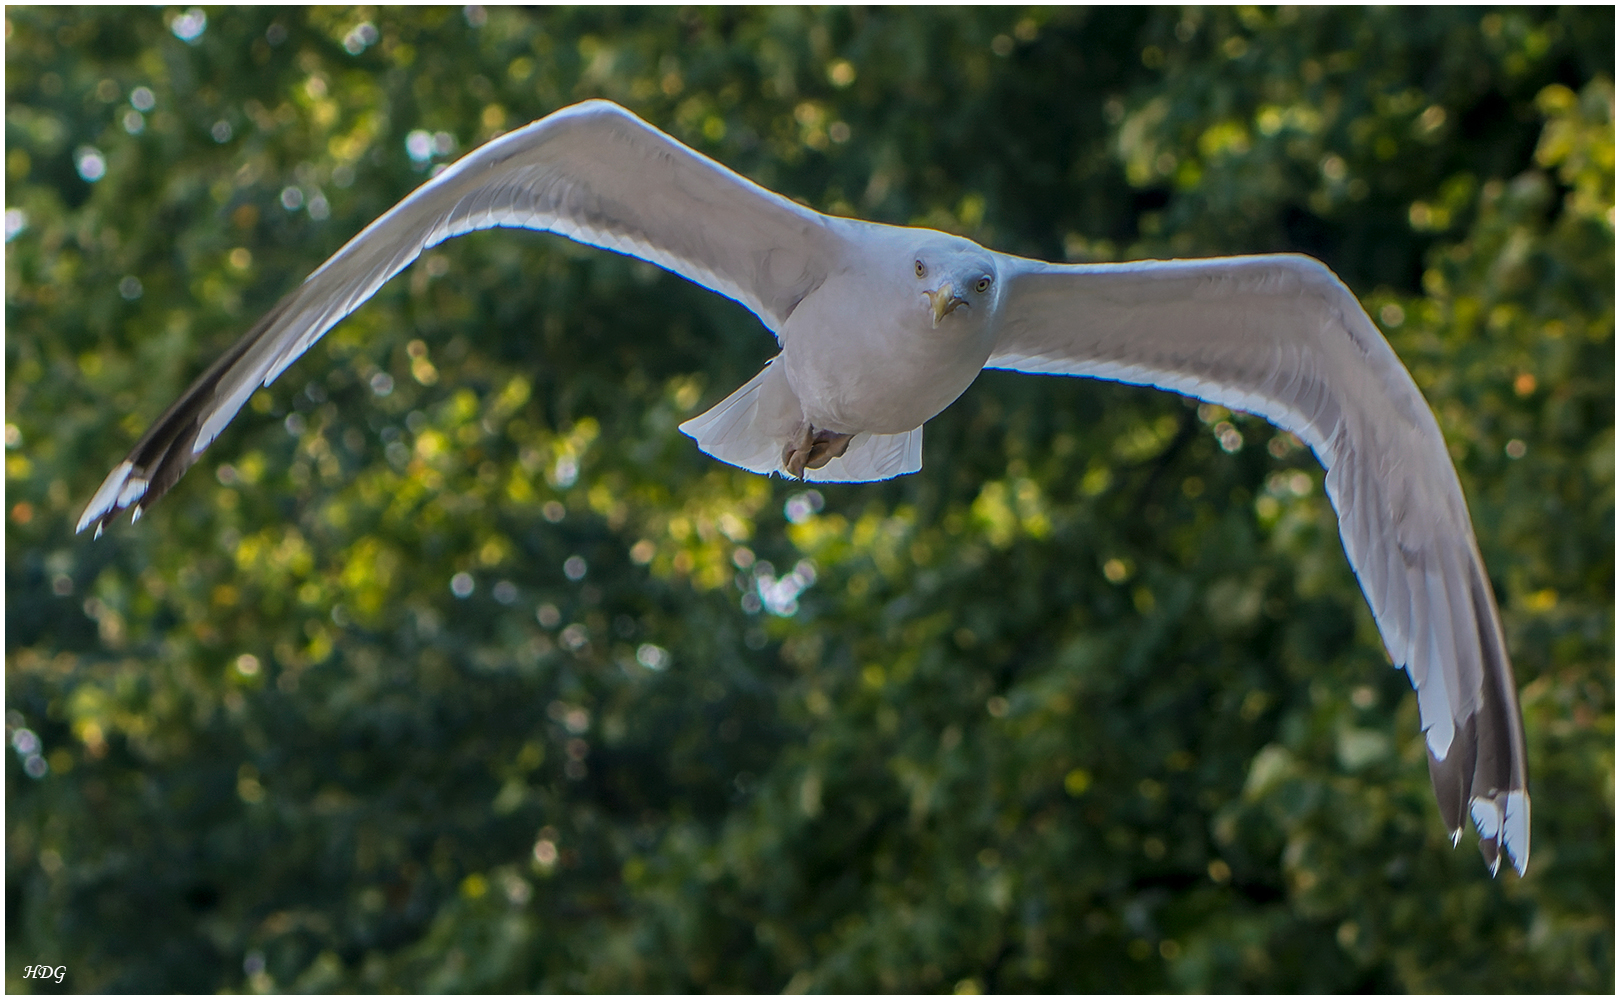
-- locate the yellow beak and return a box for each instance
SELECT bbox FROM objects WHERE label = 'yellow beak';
[926,282,968,328]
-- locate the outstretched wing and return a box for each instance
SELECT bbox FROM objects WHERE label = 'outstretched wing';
[78,100,839,536]
[987,252,1529,875]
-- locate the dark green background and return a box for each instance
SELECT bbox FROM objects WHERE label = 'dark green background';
[6,6,1613,992]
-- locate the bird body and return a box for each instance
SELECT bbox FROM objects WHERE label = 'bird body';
[778,227,1000,438]
[77,99,1529,875]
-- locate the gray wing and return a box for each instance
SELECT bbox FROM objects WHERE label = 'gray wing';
[987,252,1529,876]
[78,99,838,535]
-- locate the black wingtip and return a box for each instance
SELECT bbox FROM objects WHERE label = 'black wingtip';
[1413,545,1532,876]
[75,291,305,538]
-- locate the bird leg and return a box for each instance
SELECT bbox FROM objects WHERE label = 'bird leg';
[782,425,854,478]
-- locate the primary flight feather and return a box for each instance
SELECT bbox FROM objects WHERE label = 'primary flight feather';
[78,99,1530,876]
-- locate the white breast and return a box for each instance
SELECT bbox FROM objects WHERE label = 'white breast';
[779,265,996,435]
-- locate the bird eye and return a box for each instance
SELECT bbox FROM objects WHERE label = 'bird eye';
[915,260,926,279]
[975,276,992,293]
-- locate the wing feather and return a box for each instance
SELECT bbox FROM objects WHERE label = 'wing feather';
[985,252,1529,874]
[78,100,838,535]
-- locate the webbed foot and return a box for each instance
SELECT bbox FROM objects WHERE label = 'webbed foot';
[783,426,854,478]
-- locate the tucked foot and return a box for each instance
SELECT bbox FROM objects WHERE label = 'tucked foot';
[807,429,854,470]
[783,426,855,478]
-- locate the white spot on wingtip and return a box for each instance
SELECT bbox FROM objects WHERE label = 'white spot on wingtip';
[1469,796,1502,839]
[131,505,143,524]
[1450,828,1461,848]
[94,522,104,540]
[1503,790,1531,876]
[80,460,136,532]
[116,475,149,508]
[1468,793,1527,877]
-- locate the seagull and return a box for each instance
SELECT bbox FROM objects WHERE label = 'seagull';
[77,99,1529,875]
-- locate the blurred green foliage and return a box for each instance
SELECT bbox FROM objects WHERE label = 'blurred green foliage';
[5,6,1612,992]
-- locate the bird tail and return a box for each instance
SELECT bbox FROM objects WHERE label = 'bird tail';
[806,427,924,483]
[678,363,924,483]
[678,364,787,476]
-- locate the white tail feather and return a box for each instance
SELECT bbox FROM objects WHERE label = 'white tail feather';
[803,426,924,482]
[677,366,784,476]
[679,366,925,482]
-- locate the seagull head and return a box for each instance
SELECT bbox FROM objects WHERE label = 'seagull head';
[913,238,999,329]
